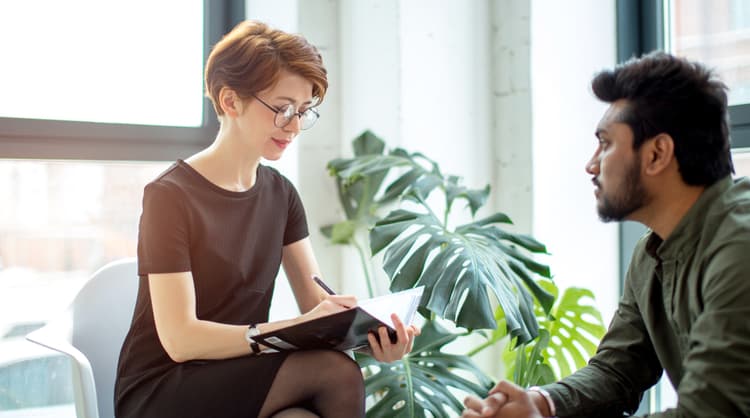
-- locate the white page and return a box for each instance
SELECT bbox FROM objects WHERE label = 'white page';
[357,286,425,328]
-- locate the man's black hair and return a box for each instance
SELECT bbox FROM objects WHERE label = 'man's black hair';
[591,51,733,186]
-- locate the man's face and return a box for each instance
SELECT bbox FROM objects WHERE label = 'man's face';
[586,100,648,222]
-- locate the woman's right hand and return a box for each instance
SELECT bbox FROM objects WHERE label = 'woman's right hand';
[301,295,357,322]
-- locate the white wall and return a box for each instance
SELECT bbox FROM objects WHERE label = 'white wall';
[531,0,619,321]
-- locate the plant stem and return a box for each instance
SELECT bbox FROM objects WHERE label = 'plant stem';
[402,355,416,417]
[415,193,443,229]
[466,339,497,357]
[352,237,375,298]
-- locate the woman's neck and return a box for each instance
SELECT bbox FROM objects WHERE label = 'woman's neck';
[186,131,261,192]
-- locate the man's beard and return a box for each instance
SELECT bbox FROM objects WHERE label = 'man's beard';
[597,158,647,222]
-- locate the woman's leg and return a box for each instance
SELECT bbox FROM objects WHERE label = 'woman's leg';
[258,350,365,418]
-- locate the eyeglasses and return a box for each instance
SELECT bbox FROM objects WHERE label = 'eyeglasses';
[252,94,320,130]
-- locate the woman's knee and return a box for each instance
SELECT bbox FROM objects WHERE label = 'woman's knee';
[308,350,363,387]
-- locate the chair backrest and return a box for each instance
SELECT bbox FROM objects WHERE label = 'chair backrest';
[70,258,138,418]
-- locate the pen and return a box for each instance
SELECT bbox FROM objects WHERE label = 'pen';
[312,275,337,295]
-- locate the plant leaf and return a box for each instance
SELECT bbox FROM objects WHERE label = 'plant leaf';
[369,210,424,255]
[539,285,606,378]
[358,319,493,418]
[353,130,386,156]
[374,210,547,340]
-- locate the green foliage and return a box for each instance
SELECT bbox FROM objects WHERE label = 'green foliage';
[510,329,556,387]
[534,281,606,378]
[324,130,606,417]
[357,320,493,418]
[488,280,607,384]
[327,130,554,341]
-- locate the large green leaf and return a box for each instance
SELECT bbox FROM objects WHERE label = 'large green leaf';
[322,131,391,239]
[509,329,557,387]
[536,282,606,378]
[358,319,493,418]
[499,281,606,382]
[371,209,553,342]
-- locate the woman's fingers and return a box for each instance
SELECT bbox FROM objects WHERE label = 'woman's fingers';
[367,331,384,359]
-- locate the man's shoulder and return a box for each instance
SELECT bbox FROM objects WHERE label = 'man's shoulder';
[722,176,750,211]
[705,177,750,239]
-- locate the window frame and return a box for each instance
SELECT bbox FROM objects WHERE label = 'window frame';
[0,0,245,162]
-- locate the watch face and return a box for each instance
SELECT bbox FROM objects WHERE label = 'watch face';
[248,325,260,337]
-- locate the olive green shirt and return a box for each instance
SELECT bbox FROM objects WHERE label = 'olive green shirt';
[543,176,750,417]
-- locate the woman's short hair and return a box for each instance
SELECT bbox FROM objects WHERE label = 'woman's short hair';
[205,20,328,116]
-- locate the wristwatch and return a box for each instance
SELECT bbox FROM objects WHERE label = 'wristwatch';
[245,323,261,355]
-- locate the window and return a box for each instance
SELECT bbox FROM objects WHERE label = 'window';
[0,1,203,127]
[0,0,245,161]
[665,0,750,149]
[666,0,750,106]
[0,2,244,415]
[0,160,168,417]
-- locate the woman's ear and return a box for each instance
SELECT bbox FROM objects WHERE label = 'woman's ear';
[218,88,243,117]
[643,133,675,176]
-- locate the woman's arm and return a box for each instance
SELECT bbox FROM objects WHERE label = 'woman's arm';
[281,237,329,313]
[149,272,251,362]
[149,269,355,363]
[282,237,420,363]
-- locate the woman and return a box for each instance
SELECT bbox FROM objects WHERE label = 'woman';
[115,20,418,418]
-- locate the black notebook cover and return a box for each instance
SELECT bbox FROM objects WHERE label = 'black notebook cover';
[254,286,424,352]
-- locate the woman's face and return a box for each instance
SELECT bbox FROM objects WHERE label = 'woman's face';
[238,70,316,161]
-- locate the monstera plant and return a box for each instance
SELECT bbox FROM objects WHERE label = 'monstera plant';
[322,130,605,417]
[469,280,607,388]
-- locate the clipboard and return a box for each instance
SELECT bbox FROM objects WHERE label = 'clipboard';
[254,286,424,351]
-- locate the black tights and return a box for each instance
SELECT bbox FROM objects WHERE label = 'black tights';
[258,350,365,418]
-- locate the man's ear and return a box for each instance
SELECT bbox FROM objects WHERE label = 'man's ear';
[218,88,243,117]
[643,133,675,176]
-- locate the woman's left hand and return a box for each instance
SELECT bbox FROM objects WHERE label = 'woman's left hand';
[367,313,421,363]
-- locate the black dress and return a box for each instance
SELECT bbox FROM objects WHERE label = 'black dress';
[115,161,308,418]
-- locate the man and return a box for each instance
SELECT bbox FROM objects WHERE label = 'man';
[463,51,750,417]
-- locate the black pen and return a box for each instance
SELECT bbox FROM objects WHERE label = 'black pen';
[312,275,337,295]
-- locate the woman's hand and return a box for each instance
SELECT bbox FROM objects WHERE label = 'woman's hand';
[367,313,421,363]
[301,294,357,322]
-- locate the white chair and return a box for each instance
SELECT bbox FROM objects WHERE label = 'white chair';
[26,258,138,418]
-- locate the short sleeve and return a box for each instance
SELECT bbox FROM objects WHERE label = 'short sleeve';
[137,181,192,275]
[283,180,309,245]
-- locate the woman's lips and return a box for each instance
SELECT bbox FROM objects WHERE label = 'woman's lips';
[272,138,291,149]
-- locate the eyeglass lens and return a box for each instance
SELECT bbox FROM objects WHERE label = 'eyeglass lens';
[276,104,318,130]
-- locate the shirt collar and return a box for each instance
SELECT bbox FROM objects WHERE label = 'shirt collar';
[645,175,733,261]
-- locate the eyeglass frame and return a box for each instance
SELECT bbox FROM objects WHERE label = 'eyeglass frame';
[251,94,320,130]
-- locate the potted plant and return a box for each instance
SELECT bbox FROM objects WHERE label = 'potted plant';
[322,130,605,417]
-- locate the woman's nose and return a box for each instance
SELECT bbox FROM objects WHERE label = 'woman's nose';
[283,114,302,134]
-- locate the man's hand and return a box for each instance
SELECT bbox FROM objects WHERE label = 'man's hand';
[462,392,508,417]
[462,380,545,418]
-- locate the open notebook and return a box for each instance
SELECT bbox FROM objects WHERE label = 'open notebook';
[254,286,424,352]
